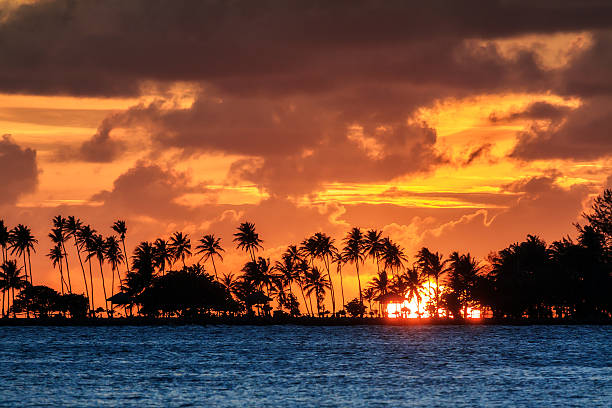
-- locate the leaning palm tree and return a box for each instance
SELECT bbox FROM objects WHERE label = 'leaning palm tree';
[367,270,390,315]
[342,227,365,310]
[195,234,224,280]
[105,236,125,305]
[52,215,73,294]
[111,220,130,275]
[0,260,28,318]
[47,244,67,295]
[312,232,337,316]
[66,216,89,306]
[8,224,37,286]
[78,224,97,313]
[87,234,109,317]
[303,266,331,317]
[153,238,173,275]
[49,226,72,293]
[363,229,384,273]
[169,232,192,268]
[233,222,263,262]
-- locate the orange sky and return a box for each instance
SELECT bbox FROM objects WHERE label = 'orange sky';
[1,1,612,310]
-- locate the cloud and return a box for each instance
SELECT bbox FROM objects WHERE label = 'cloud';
[1,1,610,97]
[510,98,612,160]
[0,134,39,205]
[489,101,572,123]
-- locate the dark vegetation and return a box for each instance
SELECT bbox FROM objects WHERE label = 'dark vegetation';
[0,190,611,324]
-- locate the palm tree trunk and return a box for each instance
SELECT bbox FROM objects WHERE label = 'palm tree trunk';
[356,262,363,313]
[298,282,311,316]
[338,266,346,310]
[211,256,218,280]
[59,261,65,296]
[73,239,89,305]
[61,242,72,293]
[88,259,95,314]
[121,238,130,274]
[435,274,440,318]
[98,259,109,317]
[12,287,16,318]
[308,292,315,317]
[22,252,29,318]
[27,250,33,286]
[323,257,336,316]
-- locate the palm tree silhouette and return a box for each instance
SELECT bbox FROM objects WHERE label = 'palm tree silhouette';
[381,238,407,276]
[47,244,67,295]
[52,216,73,294]
[66,216,89,308]
[0,260,28,317]
[303,266,330,317]
[153,238,173,275]
[331,250,347,312]
[368,270,390,316]
[105,235,125,309]
[416,247,447,318]
[403,267,427,317]
[313,233,337,316]
[196,234,224,280]
[0,221,7,317]
[169,232,192,268]
[8,224,37,286]
[448,251,482,318]
[363,229,384,273]
[87,234,109,317]
[233,222,263,262]
[78,224,97,313]
[49,226,72,293]
[342,227,365,311]
[111,220,130,275]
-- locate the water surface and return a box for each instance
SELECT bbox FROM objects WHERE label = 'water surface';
[0,325,610,407]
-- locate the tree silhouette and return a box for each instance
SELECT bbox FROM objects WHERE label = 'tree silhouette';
[47,244,67,295]
[153,238,173,276]
[8,224,37,286]
[78,224,97,313]
[303,266,330,317]
[363,229,384,273]
[0,260,28,317]
[416,247,447,318]
[52,216,72,293]
[196,234,224,280]
[86,234,110,317]
[66,216,89,309]
[169,232,192,268]
[342,227,365,312]
[105,235,125,311]
[233,222,263,262]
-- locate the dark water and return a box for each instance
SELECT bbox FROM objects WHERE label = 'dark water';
[0,325,610,407]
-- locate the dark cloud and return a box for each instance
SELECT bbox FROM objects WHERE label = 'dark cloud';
[464,143,493,165]
[91,161,211,218]
[0,134,39,205]
[489,102,572,123]
[1,0,610,97]
[510,99,612,160]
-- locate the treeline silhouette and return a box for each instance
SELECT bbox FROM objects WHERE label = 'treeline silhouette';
[0,190,610,322]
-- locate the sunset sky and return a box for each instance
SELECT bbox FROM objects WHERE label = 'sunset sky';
[1,0,612,306]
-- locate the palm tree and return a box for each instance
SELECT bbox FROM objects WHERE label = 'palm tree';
[8,224,37,286]
[331,250,347,311]
[403,267,427,318]
[233,222,263,261]
[448,252,482,319]
[368,270,390,315]
[47,244,66,295]
[66,216,89,307]
[312,232,337,316]
[49,226,72,293]
[0,220,9,263]
[220,272,238,295]
[196,234,224,280]
[381,238,407,276]
[169,232,191,268]
[153,238,173,275]
[416,247,448,318]
[303,266,331,317]
[112,220,130,275]
[342,227,365,311]
[87,234,109,317]
[105,236,125,307]
[0,260,28,317]
[363,229,384,273]
[78,224,97,313]
[52,215,73,294]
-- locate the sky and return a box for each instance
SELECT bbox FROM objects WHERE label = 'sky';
[1,0,612,307]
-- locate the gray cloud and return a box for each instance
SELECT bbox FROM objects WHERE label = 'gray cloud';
[0,135,39,205]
